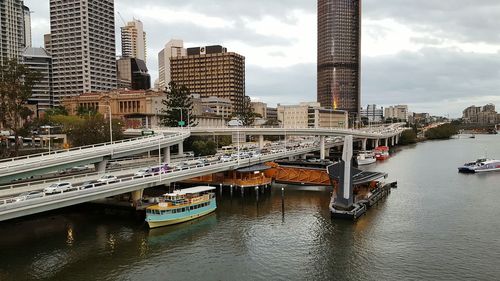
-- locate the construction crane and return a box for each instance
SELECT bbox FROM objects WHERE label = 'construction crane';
[117,11,126,26]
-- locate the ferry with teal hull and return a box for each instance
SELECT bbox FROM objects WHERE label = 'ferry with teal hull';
[146,186,217,228]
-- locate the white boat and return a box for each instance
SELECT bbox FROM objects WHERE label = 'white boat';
[357,151,376,165]
[458,158,500,173]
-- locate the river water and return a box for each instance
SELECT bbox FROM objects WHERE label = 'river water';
[1,135,499,281]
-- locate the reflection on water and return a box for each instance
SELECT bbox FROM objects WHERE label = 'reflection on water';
[0,135,500,280]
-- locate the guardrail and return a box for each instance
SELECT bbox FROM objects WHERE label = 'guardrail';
[0,143,330,207]
[0,132,190,174]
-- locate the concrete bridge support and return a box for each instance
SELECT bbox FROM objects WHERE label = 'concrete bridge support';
[258,135,264,149]
[178,142,184,157]
[163,146,171,163]
[374,139,380,148]
[131,189,144,207]
[301,154,307,160]
[385,138,389,146]
[361,138,368,151]
[396,135,400,144]
[94,160,108,173]
[391,136,395,146]
[320,136,326,160]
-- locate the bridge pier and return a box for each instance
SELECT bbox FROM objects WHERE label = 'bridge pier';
[385,138,389,146]
[396,134,400,144]
[320,136,326,160]
[94,160,108,173]
[163,146,171,163]
[131,189,144,207]
[391,136,395,146]
[374,139,380,148]
[361,138,367,151]
[178,142,184,157]
[258,135,264,149]
[301,154,307,160]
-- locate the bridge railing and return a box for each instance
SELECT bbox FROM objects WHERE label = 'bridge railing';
[0,132,189,171]
[0,133,164,163]
[0,144,322,206]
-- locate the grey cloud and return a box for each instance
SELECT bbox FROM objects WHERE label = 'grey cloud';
[364,0,500,44]
[362,47,500,115]
[246,64,316,107]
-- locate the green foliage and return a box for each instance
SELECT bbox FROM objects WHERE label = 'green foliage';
[399,129,417,145]
[48,114,123,147]
[45,106,68,117]
[192,140,217,156]
[217,135,233,148]
[233,96,256,126]
[425,123,458,140]
[76,106,97,117]
[0,58,42,155]
[160,82,197,127]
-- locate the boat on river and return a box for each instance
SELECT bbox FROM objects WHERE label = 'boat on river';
[458,159,500,173]
[357,151,376,165]
[145,186,217,228]
[374,146,390,160]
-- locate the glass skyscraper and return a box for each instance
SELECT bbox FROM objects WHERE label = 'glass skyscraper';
[317,0,361,120]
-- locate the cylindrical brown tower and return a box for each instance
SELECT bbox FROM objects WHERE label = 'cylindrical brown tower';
[317,0,361,122]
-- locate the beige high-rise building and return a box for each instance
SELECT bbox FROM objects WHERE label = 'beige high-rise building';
[170,45,245,111]
[158,39,186,90]
[0,0,29,65]
[121,19,146,61]
[251,101,267,119]
[277,102,347,129]
[384,105,409,121]
[49,0,117,104]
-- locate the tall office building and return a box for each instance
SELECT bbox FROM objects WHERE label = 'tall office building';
[158,39,186,90]
[22,47,52,113]
[49,0,117,104]
[121,19,146,61]
[0,0,29,65]
[170,45,245,111]
[43,34,51,54]
[117,57,151,90]
[22,5,31,48]
[317,0,361,120]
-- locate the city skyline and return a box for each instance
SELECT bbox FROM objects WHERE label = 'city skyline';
[24,0,500,117]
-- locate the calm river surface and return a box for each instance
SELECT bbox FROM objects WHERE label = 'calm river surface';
[1,135,500,281]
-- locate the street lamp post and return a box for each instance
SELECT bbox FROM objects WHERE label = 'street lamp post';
[98,105,113,144]
[172,107,190,128]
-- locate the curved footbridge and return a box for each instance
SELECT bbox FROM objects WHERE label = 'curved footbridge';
[0,131,190,184]
[0,144,338,222]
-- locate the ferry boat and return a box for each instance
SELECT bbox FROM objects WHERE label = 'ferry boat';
[374,146,390,160]
[145,186,217,228]
[356,151,376,165]
[458,159,500,173]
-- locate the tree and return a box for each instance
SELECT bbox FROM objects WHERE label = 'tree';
[399,129,417,145]
[234,96,256,126]
[0,58,42,156]
[76,105,97,117]
[192,140,217,156]
[425,123,458,140]
[160,82,197,127]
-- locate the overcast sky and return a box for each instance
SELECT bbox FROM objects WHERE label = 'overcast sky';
[25,0,500,117]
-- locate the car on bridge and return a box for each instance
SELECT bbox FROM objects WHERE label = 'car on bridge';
[97,175,118,184]
[13,191,44,202]
[43,182,74,194]
[80,180,102,189]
